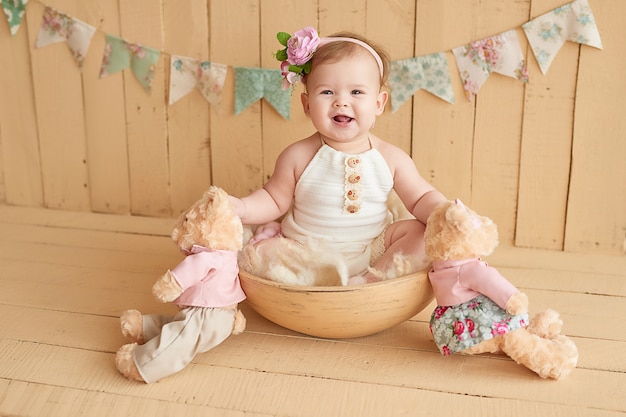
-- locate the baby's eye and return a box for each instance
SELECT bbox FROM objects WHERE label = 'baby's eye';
[320,90,333,95]
[351,90,364,95]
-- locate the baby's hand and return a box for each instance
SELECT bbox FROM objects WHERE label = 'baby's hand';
[228,195,246,218]
[249,222,282,244]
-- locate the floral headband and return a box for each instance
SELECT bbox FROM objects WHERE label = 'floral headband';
[275,26,384,90]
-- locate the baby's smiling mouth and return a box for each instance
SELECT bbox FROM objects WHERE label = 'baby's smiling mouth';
[333,115,353,123]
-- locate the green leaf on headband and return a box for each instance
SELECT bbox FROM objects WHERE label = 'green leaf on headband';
[275,48,287,62]
[302,61,312,74]
[289,64,304,74]
[277,32,291,46]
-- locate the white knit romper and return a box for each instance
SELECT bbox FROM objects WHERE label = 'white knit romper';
[281,141,394,276]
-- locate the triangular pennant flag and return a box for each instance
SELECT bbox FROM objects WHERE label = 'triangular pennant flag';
[234,67,291,120]
[523,0,602,75]
[389,53,455,112]
[2,0,29,36]
[35,7,96,67]
[169,55,227,108]
[100,34,160,93]
[452,29,528,100]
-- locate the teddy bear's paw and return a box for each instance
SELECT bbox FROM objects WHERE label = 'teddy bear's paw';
[120,309,144,344]
[232,309,246,335]
[152,270,183,303]
[115,343,145,382]
[505,292,529,316]
[527,309,563,339]
[535,335,579,380]
[502,329,578,380]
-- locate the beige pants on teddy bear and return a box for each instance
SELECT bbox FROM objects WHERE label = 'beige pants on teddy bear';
[133,307,236,383]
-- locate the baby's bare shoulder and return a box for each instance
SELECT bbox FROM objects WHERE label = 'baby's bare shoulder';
[372,138,412,168]
[274,134,321,178]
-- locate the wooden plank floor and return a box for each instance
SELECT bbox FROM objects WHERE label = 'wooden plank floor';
[0,205,625,417]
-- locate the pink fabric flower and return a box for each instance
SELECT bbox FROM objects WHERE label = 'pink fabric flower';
[287,26,320,65]
[453,320,465,335]
[465,318,475,333]
[434,306,449,319]
[280,61,301,90]
[492,322,510,336]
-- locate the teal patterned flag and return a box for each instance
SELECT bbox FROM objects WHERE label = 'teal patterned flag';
[234,67,291,120]
[389,53,455,111]
[2,0,29,36]
[100,34,160,93]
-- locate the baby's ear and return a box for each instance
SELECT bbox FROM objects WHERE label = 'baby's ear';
[301,92,311,116]
[375,90,388,115]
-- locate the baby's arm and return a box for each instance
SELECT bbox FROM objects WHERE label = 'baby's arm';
[387,145,446,223]
[230,188,285,225]
[229,141,303,225]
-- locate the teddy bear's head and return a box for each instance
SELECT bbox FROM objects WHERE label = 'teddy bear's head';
[171,186,243,252]
[424,199,498,261]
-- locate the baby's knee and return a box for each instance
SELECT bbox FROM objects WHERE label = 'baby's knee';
[385,219,426,251]
[389,219,424,240]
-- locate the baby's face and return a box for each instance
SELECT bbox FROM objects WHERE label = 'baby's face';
[301,50,387,150]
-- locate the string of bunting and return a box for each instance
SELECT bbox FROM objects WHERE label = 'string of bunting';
[2,0,602,120]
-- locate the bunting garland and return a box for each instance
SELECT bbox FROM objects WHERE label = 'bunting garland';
[35,7,95,67]
[234,68,291,120]
[522,0,602,74]
[389,53,455,112]
[452,30,528,100]
[2,0,28,36]
[2,0,603,119]
[169,56,227,108]
[100,35,160,93]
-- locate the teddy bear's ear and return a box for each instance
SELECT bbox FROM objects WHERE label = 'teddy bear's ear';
[206,186,231,212]
[202,186,218,205]
[446,201,482,237]
[445,202,471,234]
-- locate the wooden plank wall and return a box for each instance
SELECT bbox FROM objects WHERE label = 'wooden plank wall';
[0,0,624,256]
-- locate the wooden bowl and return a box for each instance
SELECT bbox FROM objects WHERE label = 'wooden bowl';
[239,269,434,339]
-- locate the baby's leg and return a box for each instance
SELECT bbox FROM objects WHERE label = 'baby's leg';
[249,221,282,244]
[366,219,426,281]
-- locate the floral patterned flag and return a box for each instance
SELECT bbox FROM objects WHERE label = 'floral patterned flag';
[100,34,160,93]
[169,55,227,108]
[452,29,528,100]
[523,0,602,75]
[389,53,455,112]
[2,0,29,36]
[234,67,291,120]
[35,7,96,68]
